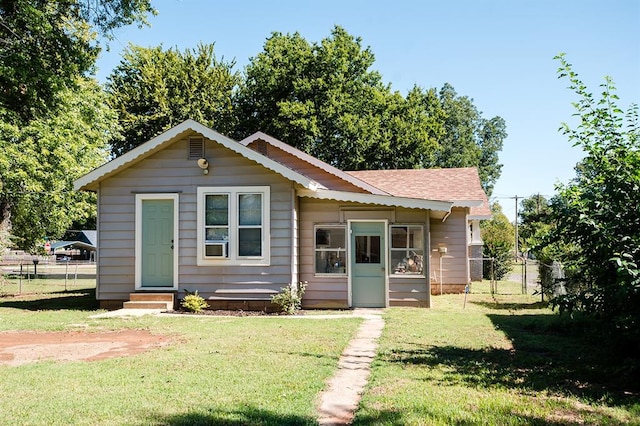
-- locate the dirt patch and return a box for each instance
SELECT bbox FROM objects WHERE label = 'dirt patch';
[0,330,171,366]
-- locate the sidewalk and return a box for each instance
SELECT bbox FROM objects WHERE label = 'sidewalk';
[317,310,385,425]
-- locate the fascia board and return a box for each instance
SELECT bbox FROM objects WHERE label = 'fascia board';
[240,132,388,195]
[468,214,492,220]
[74,120,321,191]
[451,200,484,208]
[297,188,453,212]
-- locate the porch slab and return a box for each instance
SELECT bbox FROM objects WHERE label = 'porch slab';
[90,309,165,318]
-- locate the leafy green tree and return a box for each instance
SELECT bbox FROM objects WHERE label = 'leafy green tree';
[0,0,154,252]
[550,54,640,341]
[233,27,505,191]
[429,84,506,196]
[107,43,240,156]
[0,0,155,124]
[234,26,424,170]
[481,202,515,281]
[518,194,575,299]
[518,194,552,255]
[0,78,117,251]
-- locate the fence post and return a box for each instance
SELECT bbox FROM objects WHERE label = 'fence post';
[490,258,495,294]
[523,258,527,294]
[19,263,23,295]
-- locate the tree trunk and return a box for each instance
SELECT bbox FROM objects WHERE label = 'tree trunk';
[0,199,12,250]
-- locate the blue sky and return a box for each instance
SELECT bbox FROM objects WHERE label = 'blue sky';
[95,0,640,219]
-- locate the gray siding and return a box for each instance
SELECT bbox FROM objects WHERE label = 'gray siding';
[299,198,347,308]
[97,134,295,302]
[299,198,432,308]
[388,209,430,307]
[429,207,470,293]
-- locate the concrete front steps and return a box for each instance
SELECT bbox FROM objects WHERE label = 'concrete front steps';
[123,293,175,310]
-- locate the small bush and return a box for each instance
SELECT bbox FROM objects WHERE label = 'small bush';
[271,281,307,315]
[181,290,209,313]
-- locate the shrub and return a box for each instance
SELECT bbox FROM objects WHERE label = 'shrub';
[271,281,307,315]
[180,290,209,313]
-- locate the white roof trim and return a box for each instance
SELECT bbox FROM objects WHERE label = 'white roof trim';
[74,120,323,191]
[451,200,484,208]
[297,188,453,212]
[468,214,492,220]
[239,132,388,195]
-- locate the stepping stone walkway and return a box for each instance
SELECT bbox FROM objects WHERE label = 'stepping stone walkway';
[317,310,385,425]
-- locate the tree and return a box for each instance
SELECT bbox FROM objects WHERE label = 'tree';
[0,0,154,252]
[550,54,640,341]
[429,84,506,196]
[234,26,417,170]
[107,43,240,156]
[518,194,552,255]
[233,27,505,191]
[0,0,155,125]
[518,194,575,299]
[481,202,515,281]
[0,78,117,251]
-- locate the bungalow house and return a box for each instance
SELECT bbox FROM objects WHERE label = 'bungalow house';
[74,120,490,310]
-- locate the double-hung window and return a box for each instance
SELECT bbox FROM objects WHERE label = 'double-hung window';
[390,225,424,275]
[197,186,270,265]
[314,225,347,275]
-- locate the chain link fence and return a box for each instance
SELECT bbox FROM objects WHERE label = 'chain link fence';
[1,260,96,295]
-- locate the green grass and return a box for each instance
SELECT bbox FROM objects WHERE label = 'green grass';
[0,285,362,425]
[3,277,639,425]
[1,263,96,296]
[354,280,640,425]
[0,270,100,330]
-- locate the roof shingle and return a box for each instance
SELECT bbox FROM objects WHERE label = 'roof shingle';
[347,168,491,217]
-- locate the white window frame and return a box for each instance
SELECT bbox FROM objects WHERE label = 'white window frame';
[314,224,347,276]
[389,224,425,277]
[197,186,270,266]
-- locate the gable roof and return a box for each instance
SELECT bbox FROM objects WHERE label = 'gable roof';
[74,120,324,191]
[239,132,388,195]
[239,132,455,213]
[50,230,97,252]
[347,168,491,218]
[75,120,488,217]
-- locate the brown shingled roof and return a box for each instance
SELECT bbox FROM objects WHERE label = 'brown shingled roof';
[347,168,491,217]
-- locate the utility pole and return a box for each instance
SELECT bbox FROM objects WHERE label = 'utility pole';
[510,195,522,260]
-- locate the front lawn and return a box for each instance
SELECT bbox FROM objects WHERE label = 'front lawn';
[3,279,639,425]
[354,281,640,425]
[0,289,362,425]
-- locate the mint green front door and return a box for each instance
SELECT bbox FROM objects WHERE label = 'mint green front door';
[350,222,386,307]
[141,199,174,288]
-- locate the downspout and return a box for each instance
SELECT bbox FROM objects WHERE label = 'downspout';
[95,184,101,301]
[290,187,298,289]
[425,210,431,308]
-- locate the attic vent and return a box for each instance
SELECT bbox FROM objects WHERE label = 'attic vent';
[188,136,205,160]
[255,139,268,156]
